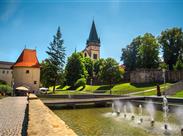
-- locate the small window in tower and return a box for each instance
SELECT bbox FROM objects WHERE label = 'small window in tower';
[26,70,29,74]
[2,70,5,74]
[85,53,87,57]
[34,81,37,84]
[93,54,97,59]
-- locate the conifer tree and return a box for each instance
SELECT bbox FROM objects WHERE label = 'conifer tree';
[46,27,66,93]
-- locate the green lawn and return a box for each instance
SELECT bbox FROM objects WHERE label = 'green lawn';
[83,83,171,95]
[134,89,157,96]
[172,90,183,97]
[48,83,172,95]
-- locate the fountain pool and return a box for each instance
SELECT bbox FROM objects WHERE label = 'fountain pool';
[52,101,182,136]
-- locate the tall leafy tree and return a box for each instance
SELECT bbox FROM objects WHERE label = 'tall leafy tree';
[158,27,183,70]
[82,57,94,82]
[137,33,160,68]
[46,27,66,93]
[65,52,88,87]
[121,36,141,71]
[40,59,54,87]
[174,56,183,70]
[100,58,123,85]
[40,59,65,88]
[94,58,106,80]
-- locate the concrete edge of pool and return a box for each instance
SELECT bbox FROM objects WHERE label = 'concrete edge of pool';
[28,94,77,136]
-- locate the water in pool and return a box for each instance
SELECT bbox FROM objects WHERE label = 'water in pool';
[52,106,181,136]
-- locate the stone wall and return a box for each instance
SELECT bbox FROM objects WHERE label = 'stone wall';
[130,69,183,84]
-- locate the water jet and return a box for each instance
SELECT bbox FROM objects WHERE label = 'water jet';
[150,119,154,127]
[181,128,183,136]
[131,115,135,121]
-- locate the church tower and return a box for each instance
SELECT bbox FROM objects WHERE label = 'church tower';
[83,20,100,60]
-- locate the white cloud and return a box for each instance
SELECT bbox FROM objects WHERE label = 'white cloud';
[111,0,121,13]
[0,0,19,22]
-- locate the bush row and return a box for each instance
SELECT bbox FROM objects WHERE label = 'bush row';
[0,85,13,95]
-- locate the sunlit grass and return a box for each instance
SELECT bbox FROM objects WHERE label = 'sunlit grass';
[172,90,183,98]
[47,83,172,95]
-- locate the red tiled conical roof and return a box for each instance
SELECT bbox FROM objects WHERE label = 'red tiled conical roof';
[12,49,40,68]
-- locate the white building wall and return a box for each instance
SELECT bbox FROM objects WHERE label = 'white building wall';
[13,67,40,91]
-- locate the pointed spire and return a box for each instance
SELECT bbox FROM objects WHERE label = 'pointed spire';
[87,20,100,45]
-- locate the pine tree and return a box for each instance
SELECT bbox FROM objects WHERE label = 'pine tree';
[46,27,66,93]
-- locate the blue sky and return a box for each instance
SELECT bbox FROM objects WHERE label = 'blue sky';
[0,0,183,63]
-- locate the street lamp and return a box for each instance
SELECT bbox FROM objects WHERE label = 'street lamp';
[162,68,166,91]
[90,78,93,92]
[107,66,116,95]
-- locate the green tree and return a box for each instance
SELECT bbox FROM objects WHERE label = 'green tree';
[40,59,54,87]
[159,62,168,70]
[65,52,88,87]
[158,27,183,70]
[121,36,141,71]
[173,56,183,70]
[40,59,65,88]
[121,33,159,70]
[94,58,106,80]
[100,58,123,85]
[82,57,94,82]
[137,33,160,68]
[74,78,86,89]
[46,27,66,93]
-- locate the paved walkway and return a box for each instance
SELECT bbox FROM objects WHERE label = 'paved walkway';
[127,87,165,96]
[42,96,144,105]
[0,97,28,136]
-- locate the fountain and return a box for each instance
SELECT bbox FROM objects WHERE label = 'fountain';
[108,97,183,136]
[127,102,135,121]
[123,104,127,118]
[163,96,169,132]
[139,104,143,123]
[145,100,155,127]
[112,100,122,116]
[175,107,183,136]
[151,119,155,127]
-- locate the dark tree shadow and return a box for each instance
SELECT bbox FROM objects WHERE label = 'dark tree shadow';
[130,83,163,88]
[96,85,114,90]
[78,86,85,91]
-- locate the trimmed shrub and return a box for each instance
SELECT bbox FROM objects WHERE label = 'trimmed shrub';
[0,80,7,85]
[74,78,86,88]
[0,85,13,95]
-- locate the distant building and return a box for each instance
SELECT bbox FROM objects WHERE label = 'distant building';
[83,20,100,60]
[11,49,40,92]
[0,61,14,86]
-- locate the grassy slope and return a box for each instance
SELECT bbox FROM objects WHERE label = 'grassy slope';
[84,83,172,95]
[48,83,172,95]
[172,90,183,97]
[134,83,172,96]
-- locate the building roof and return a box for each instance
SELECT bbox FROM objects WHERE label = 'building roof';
[0,61,14,69]
[0,61,14,65]
[12,49,40,68]
[87,20,100,45]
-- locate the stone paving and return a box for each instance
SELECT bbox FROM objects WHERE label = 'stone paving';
[0,97,28,136]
